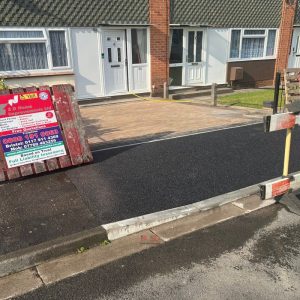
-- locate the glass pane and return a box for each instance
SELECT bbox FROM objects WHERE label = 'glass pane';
[0,44,12,71]
[49,31,68,67]
[241,38,265,58]
[117,48,121,62]
[196,31,203,62]
[266,30,276,56]
[230,30,241,58]
[108,48,112,63]
[244,30,265,35]
[0,31,44,39]
[169,29,183,64]
[11,43,48,70]
[131,29,147,64]
[169,67,182,86]
[188,31,195,63]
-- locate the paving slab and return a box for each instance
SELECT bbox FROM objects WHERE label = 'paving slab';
[0,172,98,256]
[0,268,42,300]
[151,203,244,241]
[37,230,162,285]
[80,100,268,146]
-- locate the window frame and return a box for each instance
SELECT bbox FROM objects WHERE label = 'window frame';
[228,28,278,62]
[0,27,72,76]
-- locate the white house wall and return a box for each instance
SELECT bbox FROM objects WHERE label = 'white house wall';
[206,28,230,85]
[71,28,103,99]
[288,27,300,68]
[5,74,75,89]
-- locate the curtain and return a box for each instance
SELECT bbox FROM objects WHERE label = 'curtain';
[0,31,44,39]
[132,29,147,64]
[11,43,48,70]
[49,31,68,67]
[230,30,241,58]
[266,30,276,56]
[136,29,147,64]
[241,38,265,58]
[0,44,12,71]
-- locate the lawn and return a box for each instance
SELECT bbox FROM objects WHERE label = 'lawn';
[219,89,283,109]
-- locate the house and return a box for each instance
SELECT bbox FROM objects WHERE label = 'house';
[0,0,298,100]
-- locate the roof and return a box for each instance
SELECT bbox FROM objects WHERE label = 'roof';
[295,3,300,26]
[0,0,149,27]
[171,0,282,28]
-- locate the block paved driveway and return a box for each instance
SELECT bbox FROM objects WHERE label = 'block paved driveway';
[80,99,269,147]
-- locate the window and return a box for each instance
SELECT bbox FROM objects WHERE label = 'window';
[229,29,277,60]
[187,31,203,63]
[131,29,147,64]
[49,31,68,67]
[169,29,183,64]
[0,29,70,73]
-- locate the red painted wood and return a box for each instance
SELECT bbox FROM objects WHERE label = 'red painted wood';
[53,84,93,163]
[53,90,84,165]
[1,88,21,179]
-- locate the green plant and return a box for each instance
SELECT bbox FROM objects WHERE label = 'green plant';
[77,246,89,254]
[0,78,8,90]
[100,240,111,246]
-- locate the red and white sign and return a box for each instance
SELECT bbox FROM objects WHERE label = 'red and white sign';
[0,91,66,168]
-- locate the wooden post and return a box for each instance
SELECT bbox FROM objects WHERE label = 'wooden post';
[163,82,169,99]
[212,83,217,106]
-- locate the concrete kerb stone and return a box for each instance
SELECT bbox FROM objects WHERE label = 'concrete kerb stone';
[0,226,107,278]
[103,171,300,241]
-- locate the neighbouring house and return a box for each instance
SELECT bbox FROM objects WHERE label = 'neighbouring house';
[0,0,298,100]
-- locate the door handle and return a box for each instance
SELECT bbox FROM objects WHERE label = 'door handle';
[111,65,121,68]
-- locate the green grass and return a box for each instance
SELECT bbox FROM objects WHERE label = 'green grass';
[219,89,283,109]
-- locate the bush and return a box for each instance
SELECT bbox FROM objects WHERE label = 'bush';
[0,78,8,90]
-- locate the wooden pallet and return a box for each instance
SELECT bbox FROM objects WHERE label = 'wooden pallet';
[0,84,93,182]
[284,68,300,104]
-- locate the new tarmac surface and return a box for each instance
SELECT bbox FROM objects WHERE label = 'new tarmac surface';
[2,123,300,255]
[67,123,300,223]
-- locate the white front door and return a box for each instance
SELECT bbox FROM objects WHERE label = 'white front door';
[103,30,128,95]
[186,30,204,85]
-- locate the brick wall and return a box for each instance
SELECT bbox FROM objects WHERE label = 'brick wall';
[149,0,170,96]
[275,0,298,76]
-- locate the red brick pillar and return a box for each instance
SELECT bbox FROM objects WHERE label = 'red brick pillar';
[275,0,298,77]
[149,0,170,97]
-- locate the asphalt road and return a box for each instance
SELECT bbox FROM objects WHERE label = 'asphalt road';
[16,204,300,300]
[66,123,300,223]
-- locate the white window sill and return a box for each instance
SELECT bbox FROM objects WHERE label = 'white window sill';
[228,57,276,63]
[0,70,74,79]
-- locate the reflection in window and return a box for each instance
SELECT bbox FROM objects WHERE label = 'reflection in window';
[131,29,147,64]
[266,30,276,56]
[117,48,121,62]
[108,48,112,63]
[196,31,203,62]
[169,66,182,86]
[230,30,241,58]
[188,31,195,63]
[169,29,183,64]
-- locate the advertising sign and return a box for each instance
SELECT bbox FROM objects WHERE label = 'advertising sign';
[0,91,66,168]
